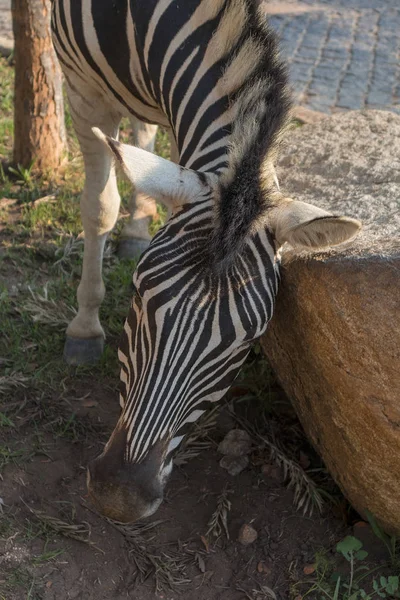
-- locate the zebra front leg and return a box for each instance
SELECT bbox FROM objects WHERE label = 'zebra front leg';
[118,118,158,259]
[64,93,121,364]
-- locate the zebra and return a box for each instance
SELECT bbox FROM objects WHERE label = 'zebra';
[51,0,361,522]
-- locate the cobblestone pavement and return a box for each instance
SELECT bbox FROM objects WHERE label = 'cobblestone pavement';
[0,0,399,114]
[0,0,11,37]
[0,0,12,54]
[266,0,400,113]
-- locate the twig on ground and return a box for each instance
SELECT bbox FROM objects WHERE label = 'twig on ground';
[231,410,324,516]
[53,233,84,273]
[21,498,102,551]
[206,486,232,541]
[108,519,192,592]
[174,406,220,466]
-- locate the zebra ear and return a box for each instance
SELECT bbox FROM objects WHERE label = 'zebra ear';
[269,199,361,248]
[92,128,211,208]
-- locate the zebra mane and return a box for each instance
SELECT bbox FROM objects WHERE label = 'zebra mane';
[209,0,292,270]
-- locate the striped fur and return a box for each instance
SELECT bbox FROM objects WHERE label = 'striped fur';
[116,199,279,463]
[52,0,349,520]
[52,0,291,256]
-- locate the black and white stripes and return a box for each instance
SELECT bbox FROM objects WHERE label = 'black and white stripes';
[52,0,287,459]
[51,1,325,520]
[117,198,279,463]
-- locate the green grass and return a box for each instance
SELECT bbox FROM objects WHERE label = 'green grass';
[295,533,400,600]
[0,56,169,400]
[0,55,14,159]
[1,568,42,600]
[0,445,35,470]
[31,548,64,565]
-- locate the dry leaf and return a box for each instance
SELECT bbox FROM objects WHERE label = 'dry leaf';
[257,560,271,574]
[200,535,210,553]
[82,399,98,408]
[303,564,316,575]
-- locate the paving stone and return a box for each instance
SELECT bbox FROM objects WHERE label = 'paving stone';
[367,91,394,107]
[266,0,400,115]
[0,0,399,116]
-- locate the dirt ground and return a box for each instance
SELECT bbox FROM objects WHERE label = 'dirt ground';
[0,377,344,600]
[1,351,394,600]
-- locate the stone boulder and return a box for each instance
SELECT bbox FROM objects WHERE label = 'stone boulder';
[261,110,400,533]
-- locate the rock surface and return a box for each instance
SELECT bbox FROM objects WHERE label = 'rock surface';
[238,524,258,546]
[292,106,327,125]
[219,455,249,476]
[262,110,400,534]
[218,429,252,457]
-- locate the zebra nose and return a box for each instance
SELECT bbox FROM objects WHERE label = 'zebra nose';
[87,464,163,522]
[86,428,166,522]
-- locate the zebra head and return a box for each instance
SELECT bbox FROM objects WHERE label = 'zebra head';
[87,130,360,522]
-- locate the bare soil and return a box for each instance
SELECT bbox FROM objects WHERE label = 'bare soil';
[0,371,356,600]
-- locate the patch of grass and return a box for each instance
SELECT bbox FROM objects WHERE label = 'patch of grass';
[0,445,35,471]
[155,127,171,159]
[20,192,81,235]
[297,535,400,600]
[0,411,15,427]
[8,161,35,187]
[0,372,29,395]
[31,548,64,565]
[22,284,77,328]
[366,511,398,567]
[2,567,43,600]
[0,56,14,158]
[0,117,13,158]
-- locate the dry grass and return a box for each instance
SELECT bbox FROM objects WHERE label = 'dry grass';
[53,232,84,274]
[206,486,232,541]
[0,372,29,395]
[21,284,77,328]
[174,406,220,466]
[22,501,98,549]
[232,411,324,516]
[111,520,193,591]
[237,583,278,600]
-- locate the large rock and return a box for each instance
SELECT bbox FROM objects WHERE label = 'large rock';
[261,110,400,533]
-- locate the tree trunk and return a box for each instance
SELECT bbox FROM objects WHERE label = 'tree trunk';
[12,0,66,172]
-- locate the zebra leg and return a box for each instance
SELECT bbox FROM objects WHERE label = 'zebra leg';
[118,117,158,259]
[64,85,121,364]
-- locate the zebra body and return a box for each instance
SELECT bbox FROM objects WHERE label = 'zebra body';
[52,0,360,522]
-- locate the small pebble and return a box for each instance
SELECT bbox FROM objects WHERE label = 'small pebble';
[270,542,279,550]
[238,524,258,545]
[219,454,249,476]
[261,464,281,479]
[218,429,252,457]
[257,560,271,574]
[303,564,316,575]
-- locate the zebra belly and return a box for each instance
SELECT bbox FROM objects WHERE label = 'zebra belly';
[51,0,169,127]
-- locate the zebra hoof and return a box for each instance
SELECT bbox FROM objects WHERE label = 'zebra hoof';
[118,238,150,260]
[63,336,104,365]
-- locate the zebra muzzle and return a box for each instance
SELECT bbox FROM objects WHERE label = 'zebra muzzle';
[87,429,167,523]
